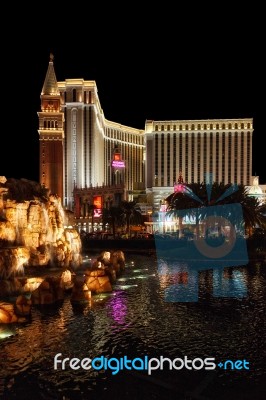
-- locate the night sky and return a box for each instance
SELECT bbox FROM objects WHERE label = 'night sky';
[1,9,263,184]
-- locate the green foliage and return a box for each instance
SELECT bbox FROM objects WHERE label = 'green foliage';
[166,182,266,232]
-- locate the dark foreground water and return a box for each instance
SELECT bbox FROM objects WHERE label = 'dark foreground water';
[0,253,266,400]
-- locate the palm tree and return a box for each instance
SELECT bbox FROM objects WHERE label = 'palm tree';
[166,182,266,239]
[166,183,206,238]
[102,206,123,237]
[120,200,143,236]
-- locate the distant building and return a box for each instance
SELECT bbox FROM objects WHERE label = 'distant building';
[145,119,253,209]
[247,176,266,204]
[38,55,254,214]
[38,55,144,210]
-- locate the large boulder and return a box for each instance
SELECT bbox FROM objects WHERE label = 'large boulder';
[0,295,31,323]
[71,276,92,303]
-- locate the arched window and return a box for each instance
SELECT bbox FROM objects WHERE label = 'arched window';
[155,125,158,131]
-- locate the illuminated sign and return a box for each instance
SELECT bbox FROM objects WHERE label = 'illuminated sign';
[112,152,125,168]
[174,184,185,193]
[93,196,102,217]
[112,160,125,168]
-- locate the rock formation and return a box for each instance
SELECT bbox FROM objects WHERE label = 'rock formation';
[84,250,126,294]
[0,177,82,278]
[0,295,32,323]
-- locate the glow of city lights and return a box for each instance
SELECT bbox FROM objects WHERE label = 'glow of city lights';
[0,326,16,339]
[114,284,138,290]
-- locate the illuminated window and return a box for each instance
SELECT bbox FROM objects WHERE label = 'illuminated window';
[209,133,213,175]
[167,133,170,185]
[185,133,188,182]
[191,133,194,182]
[228,132,232,183]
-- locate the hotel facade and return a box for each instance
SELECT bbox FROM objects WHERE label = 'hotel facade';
[38,56,253,214]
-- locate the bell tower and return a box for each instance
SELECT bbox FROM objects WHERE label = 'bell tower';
[37,54,64,200]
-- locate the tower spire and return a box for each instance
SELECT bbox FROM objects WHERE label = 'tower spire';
[41,53,59,95]
[38,54,64,201]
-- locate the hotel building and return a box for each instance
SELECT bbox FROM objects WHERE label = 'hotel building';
[145,119,253,209]
[38,56,253,214]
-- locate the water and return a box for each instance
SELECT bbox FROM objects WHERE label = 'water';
[0,253,265,399]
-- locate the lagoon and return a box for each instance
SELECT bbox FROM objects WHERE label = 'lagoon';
[0,253,265,399]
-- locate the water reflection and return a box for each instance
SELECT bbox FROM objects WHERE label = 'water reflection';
[106,291,130,331]
[0,254,265,399]
[213,269,247,298]
[158,259,248,302]
[0,324,16,339]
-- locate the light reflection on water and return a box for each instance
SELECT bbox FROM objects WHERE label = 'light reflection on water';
[0,254,265,399]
